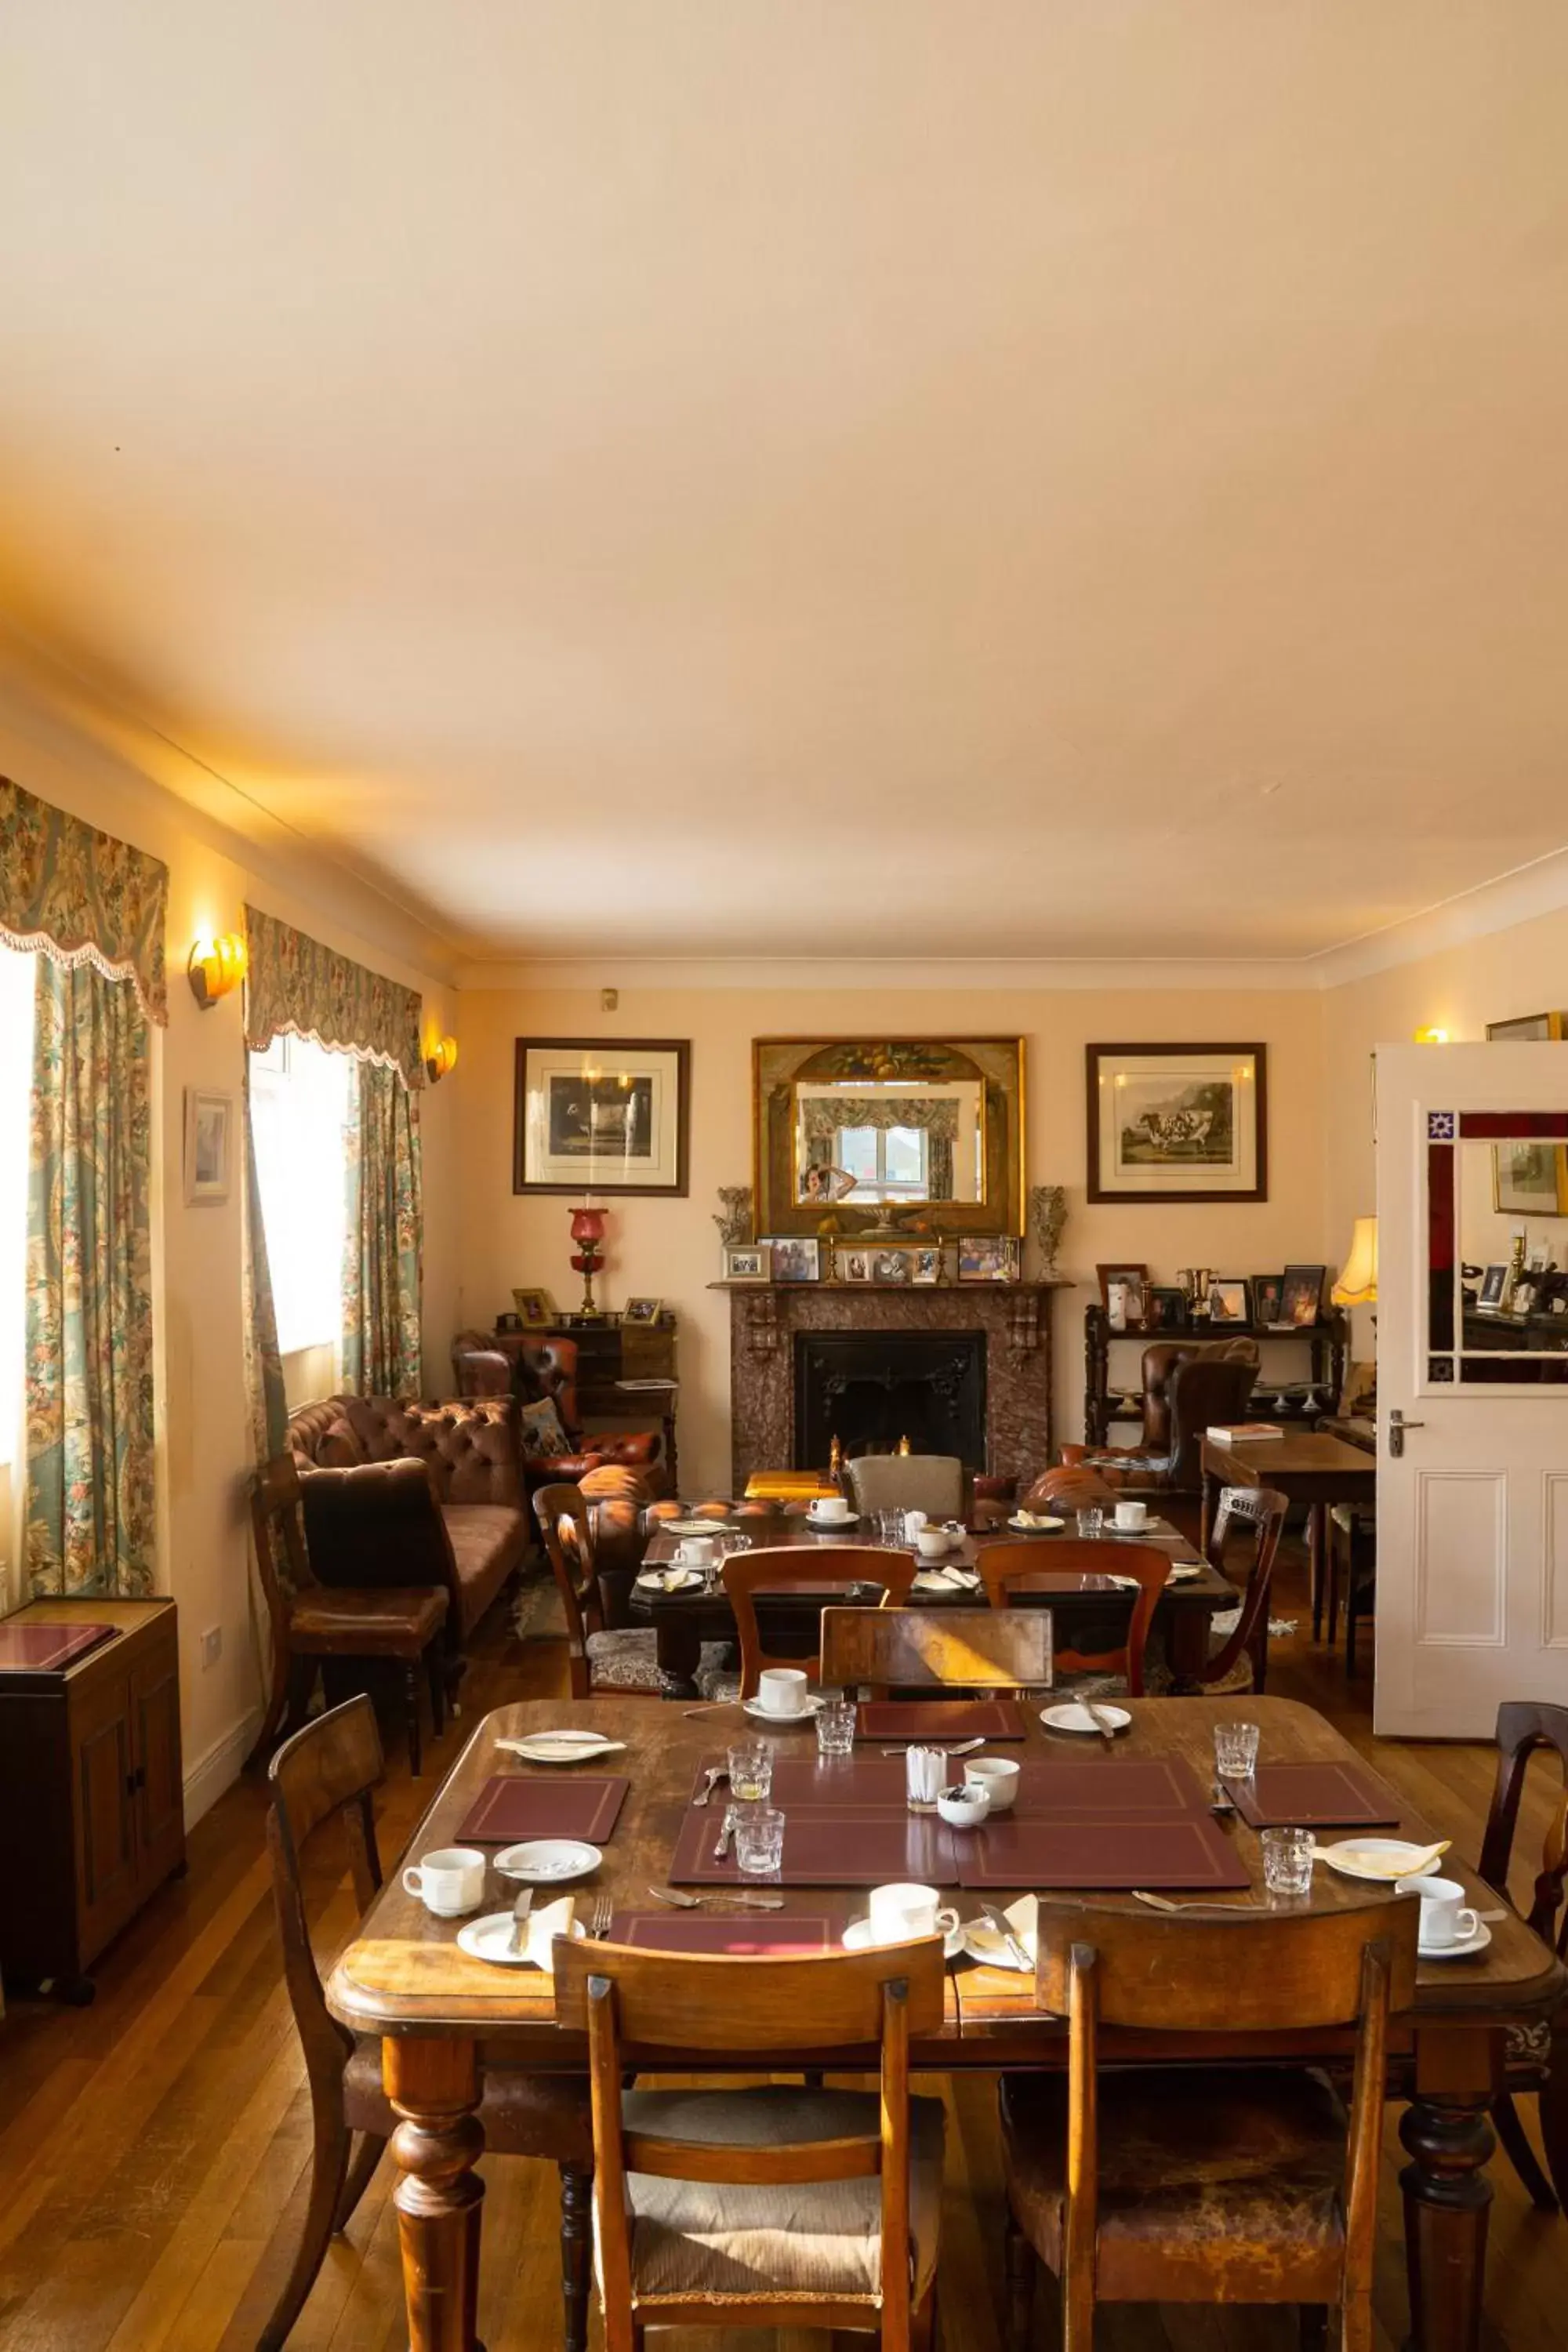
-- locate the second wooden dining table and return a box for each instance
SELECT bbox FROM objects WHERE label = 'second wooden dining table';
[327,1693,1563,2352]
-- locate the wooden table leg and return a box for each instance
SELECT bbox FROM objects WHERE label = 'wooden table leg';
[1166,1605,1210,1694]
[655,1613,703,1700]
[1399,2025,1496,2352]
[1199,1468,1218,1559]
[385,2035,486,2352]
[1308,1501,1325,1642]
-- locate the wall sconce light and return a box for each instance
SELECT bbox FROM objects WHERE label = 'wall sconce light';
[187,931,248,1009]
[425,1035,459,1083]
[1414,1025,1451,1045]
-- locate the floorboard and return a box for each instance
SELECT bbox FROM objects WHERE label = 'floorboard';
[1,1543,1563,2352]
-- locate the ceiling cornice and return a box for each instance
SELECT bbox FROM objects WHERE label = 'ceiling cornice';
[454,953,1324,993]
[1306,841,1568,989]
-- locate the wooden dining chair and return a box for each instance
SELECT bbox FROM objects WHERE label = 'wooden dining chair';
[532,1481,666,1697]
[554,1932,948,2351]
[1197,1483,1288,1693]
[1476,1698,1568,2210]
[247,1454,449,1773]
[820,1604,1053,1694]
[721,1544,918,1699]
[1000,1895,1419,2352]
[262,1698,594,2352]
[977,1539,1167,1699]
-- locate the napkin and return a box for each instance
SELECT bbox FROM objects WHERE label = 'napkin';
[525,1894,579,1969]
[913,1566,980,1592]
[906,1748,947,1805]
[636,1566,702,1592]
[971,1893,1039,1971]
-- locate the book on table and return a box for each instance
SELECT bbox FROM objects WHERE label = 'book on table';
[1207,1421,1283,1443]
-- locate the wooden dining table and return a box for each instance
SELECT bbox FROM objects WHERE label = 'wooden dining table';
[1200,1428,1377,1642]
[633,1511,1240,1695]
[326,1692,1563,2352]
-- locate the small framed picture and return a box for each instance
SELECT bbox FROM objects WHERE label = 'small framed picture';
[1145,1285,1188,1332]
[183,1088,234,1205]
[768,1236,821,1283]
[1251,1273,1284,1327]
[1280,1265,1327,1327]
[1209,1277,1250,1325]
[722,1244,771,1283]
[872,1247,912,1284]
[837,1247,873,1283]
[1097,1262,1148,1330]
[910,1247,944,1286]
[512,1287,555,1327]
[1477,1264,1511,1311]
[957,1235,1021,1283]
[623,1296,662,1326]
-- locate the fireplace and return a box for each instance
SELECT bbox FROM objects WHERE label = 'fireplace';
[794,1331,986,1471]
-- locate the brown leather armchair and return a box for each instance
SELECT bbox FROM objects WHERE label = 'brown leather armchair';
[1057,1338,1261,1539]
[451,1328,665,1500]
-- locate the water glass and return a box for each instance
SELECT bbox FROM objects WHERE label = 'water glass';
[1076,1506,1105,1540]
[875,1508,905,1547]
[728,1739,774,1803]
[735,1804,786,1877]
[1213,1721,1261,1781]
[1261,1825,1315,1897]
[815,1697,856,1757]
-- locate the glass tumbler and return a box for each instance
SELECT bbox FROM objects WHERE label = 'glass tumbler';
[1261,1825,1315,1897]
[728,1739,774,1803]
[1213,1722,1261,1781]
[1076,1506,1105,1540]
[735,1805,786,1877]
[815,1697,856,1757]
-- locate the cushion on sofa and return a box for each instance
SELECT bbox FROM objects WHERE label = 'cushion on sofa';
[520,1397,572,1459]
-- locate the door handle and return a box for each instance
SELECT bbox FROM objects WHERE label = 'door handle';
[1388,1407,1425,1459]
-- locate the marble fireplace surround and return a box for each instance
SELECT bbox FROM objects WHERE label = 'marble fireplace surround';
[725,1283,1061,1495]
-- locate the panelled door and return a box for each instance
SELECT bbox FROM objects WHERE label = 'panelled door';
[1376,1044,1568,1736]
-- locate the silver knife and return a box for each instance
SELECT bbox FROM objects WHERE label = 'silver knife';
[1085,1701,1119,1746]
[506,1886,534,1955]
[980,1900,1031,1971]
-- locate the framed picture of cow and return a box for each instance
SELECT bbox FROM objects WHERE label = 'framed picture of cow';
[1085,1043,1268,1204]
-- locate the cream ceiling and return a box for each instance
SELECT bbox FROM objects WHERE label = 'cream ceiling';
[2,3,1566,964]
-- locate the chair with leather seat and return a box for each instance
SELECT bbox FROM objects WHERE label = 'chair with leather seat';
[554,1929,947,2351]
[844,1452,966,1526]
[722,1544,920,1700]
[1060,1338,1261,1539]
[451,1327,666,1500]
[261,1697,593,2352]
[1000,1895,1418,2352]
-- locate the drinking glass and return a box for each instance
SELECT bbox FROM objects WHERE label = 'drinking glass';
[735,1805,786,1877]
[1076,1506,1105,1540]
[1261,1825,1315,1897]
[728,1739,774,1802]
[875,1508,904,1547]
[1213,1721,1261,1781]
[815,1697,856,1757]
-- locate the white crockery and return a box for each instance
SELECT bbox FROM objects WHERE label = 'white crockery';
[902,1511,928,1540]
[843,1915,965,1962]
[937,1784,990,1828]
[1040,1701,1132,1737]
[757,1667,810,1717]
[916,1527,953,1559]
[868,1882,960,1944]
[742,1692,823,1722]
[964,1757,1021,1812]
[491,1838,602,1886]
[673,1536,717,1569]
[1409,1875,1481,1949]
[402,1846,487,1917]
[810,1495,851,1523]
[1113,1499,1149,1530]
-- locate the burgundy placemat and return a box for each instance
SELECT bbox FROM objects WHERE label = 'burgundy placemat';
[608,1911,837,1956]
[1221,1762,1403,1830]
[957,1813,1251,1891]
[455,1775,629,1844]
[668,1804,960,1887]
[855,1700,1026,1742]
[764,1755,913,1807]
[1010,1757,1210,1819]
[0,1621,117,1672]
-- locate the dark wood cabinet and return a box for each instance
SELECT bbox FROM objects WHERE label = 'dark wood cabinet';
[1083,1305,1348,1447]
[0,1597,184,1996]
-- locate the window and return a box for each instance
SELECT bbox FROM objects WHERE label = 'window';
[249,1033,353,1359]
[0,946,34,1583]
[836,1123,928,1198]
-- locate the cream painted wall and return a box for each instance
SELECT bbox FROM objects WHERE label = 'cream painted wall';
[454,986,1330,1497]
[0,691,460,1821]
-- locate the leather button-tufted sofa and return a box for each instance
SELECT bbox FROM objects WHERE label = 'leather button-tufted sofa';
[287,1394,528,1647]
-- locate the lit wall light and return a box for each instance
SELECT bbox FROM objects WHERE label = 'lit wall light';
[187,931,248,1009]
[425,1035,459,1083]
[1414,1025,1451,1045]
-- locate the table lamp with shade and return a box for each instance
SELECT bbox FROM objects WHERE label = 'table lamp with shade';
[1331,1215,1378,1414]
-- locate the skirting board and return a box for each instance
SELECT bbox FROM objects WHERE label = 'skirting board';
[183,1705,261,1831]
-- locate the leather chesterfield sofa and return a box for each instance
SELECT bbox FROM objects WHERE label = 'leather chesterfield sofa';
[451,1329,666,1503]
[287,1394,528,1651]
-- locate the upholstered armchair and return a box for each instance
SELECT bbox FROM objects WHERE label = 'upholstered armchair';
[1057,1337,1261,1540]
[451,1327,665,1501]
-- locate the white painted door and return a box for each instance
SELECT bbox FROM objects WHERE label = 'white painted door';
[1376,1043,1568,1737]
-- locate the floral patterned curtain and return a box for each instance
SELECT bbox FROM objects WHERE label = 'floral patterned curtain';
[802,1097,960,1201]
[25,959,156,1595]
[243,905,423,1091]
[342,1058,423,1396]
[241,1051,287,1468]
[0,778,168,1025]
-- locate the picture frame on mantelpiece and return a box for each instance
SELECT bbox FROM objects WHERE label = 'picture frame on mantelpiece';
[722,1244,771,1283]
[1144,1285,1188,1332]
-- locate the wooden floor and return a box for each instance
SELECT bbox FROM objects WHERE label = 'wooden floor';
[1,1552,1564,2352]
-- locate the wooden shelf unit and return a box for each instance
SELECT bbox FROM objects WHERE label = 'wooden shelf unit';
[1083,1303,1349,1448]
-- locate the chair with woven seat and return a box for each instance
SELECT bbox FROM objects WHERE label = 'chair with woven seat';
[1476,1698,1568,2212]
[1000,1895,1418,2352]
[262,1697,593,2352]
[722,1544,919,1699]
[554,1929,947,2350]
[844,1452,965,1526]
[977,1537,1167,1699]
[532,1482,670,1698]
[247,1454,449,1774]
[1197,1483,1289,1694]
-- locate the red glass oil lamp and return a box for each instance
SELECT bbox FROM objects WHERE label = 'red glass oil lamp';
[568,1202,608,1316]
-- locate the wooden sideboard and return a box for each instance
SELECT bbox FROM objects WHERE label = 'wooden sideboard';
[484,1320,680,1486]
[1084,1302,1349,1447]
[0,1596,184,2002]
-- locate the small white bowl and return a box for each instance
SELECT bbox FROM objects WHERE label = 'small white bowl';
[916,1528,953,1559]
[964,1757,1021,1812]
[937,1785,990,1829]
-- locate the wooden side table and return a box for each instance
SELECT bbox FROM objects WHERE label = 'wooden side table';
[1200,1430,1376,1644]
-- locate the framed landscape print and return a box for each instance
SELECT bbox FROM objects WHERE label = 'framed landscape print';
[514,1038,689,1196]
[183,1088,233,1205]
[1086,1043,1267,1203]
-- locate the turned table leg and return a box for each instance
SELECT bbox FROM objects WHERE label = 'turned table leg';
[1399,2027,1496,2352]
[385,2035,486,2352]
[655,1613,703,1700]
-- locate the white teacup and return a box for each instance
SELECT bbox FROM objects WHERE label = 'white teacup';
[402,1846,487,1918]
[757,1667,809,1716]
[964,1757,1020,1813]
[1413,1875,1480,1949]
[869,1881,960,1944]
[916,1526,952,1560]
[673,1535,717,1570]
[1113,1499,1149,1531]
[811,1494,851,1523]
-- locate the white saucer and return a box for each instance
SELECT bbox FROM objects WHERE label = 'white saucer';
[843,1915,965,1962]
[807,1510,859,1530]
[1007,1515,1065,1534]
[1319,1838,1443,1884]
[1418,1920,1492,1960]
[1040,1701,1132,1737]
[742,1695,825,1724]
[501,1733,626,1765]
[665,1517,728,1536]
[456,1911,587,1967]
[492,1839,603,1885]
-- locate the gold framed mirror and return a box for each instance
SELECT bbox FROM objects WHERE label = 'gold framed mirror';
[752,1036,1024,1240]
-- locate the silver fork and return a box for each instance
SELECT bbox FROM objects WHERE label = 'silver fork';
[590,1893,613,1939]
[647,1885,785,1911]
